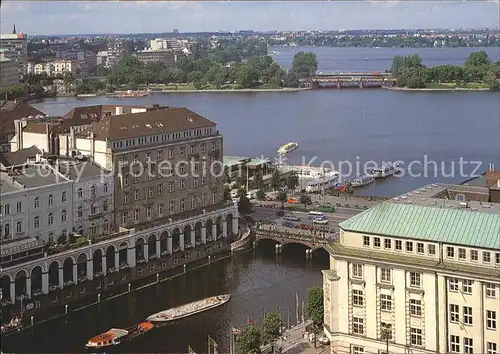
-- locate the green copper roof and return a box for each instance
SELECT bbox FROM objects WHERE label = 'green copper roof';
[339,203,500,250]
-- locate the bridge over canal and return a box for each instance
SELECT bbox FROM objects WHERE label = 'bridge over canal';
[253,224,335,258]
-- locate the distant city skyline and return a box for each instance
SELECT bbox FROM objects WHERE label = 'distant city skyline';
[1,1,499,36]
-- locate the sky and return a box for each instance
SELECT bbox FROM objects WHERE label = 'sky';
[1,1,499,35]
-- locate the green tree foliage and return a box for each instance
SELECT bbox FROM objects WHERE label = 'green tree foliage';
[0,83,27,100]
[392,51,499,89]
[256,189,266,200]
[237,324,261,354]
[465,50,490,67]
[188,71,205,89]
[252,170,265,190]
[277,191,288,208]
[270,170,282,190]
[291,52,318,78]
[306,286,324,328]
[237,188,253,214]
[286,172,299,191]
[224,185,232,202]
[299,194,312,209]
[262,311,282,345]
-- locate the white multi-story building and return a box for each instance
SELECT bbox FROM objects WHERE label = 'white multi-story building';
[26,60,79,77]
[0,149,74,245]
[323,184,499,354]
[56,159,114,238]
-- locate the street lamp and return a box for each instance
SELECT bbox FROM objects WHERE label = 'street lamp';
[381,323,391,354]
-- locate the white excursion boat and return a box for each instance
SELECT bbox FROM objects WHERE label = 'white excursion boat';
[350,174,375,187]
[372,162,400,179]
[85,322,153,350]
[305,173,339,193]
[277,165,337,180]
[277,142,299,155]
[147,294,231,323]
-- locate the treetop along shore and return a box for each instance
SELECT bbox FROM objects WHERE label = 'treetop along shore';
[391,50,500,90]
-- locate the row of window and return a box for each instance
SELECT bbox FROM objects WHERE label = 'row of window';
[449,278,497,297]
[2,210,69,237]
[352,264,422,288]
[76,183,109,199]
[112,129,216,150]
[448,305,497,330]
[450,335,497,354]
[2,192,69,214]
[122,171,220,188]
[363,235,500,265]
[76,201,110,218]
[352,318,424,346]
[120,193,219,225]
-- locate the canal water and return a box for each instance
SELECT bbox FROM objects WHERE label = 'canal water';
[4,46,499,352]
[1,244,329,353]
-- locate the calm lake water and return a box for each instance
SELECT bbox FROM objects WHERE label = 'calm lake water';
[3,46,499,353]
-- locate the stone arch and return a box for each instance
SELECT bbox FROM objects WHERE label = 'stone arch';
[77,253,87,279]
[183,224,192,246]
[31,265,43,295]
[160,230,169,255]
[105,245,116,271]
[62,257,74,283]
[92,248,103,275]
[148,233,157,258]
[14,269,28,298]
[135,237,145,262]
[205,218,214,240]
[0,274,12,301]
[48,260,60,287]
[215,216,223,238]
[194,221,203,244]
[226,213,234,236]
[172,227,181,250]
[118,242,128,265]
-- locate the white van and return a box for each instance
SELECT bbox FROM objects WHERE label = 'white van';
[313,218,328,225]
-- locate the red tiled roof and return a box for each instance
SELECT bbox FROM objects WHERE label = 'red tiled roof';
[0,101,45,135]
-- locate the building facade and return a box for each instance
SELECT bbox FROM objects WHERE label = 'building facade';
[106,39,125,68]
[132,50,176,67]
[0,32,28,80]
[323,184,500,354]
[55,50,97,75]
[0,49,19,89]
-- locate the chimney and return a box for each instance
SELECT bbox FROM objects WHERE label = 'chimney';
[46,124,51,154]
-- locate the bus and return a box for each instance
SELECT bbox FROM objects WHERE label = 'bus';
[315,205,335,213]
[308,211,325,220]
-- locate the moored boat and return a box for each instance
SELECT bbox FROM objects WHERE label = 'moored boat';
[350,174,375,187]
[85,322,153,350]
[277,142,299,155]
[106,90,150,98]
[147,294,231,323]
[372,162,400,179]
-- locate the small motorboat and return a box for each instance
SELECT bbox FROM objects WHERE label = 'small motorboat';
[85,322,153,350]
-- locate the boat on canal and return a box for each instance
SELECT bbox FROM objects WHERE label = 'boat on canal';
[146,294,231,323]
[372,162,400,179]
[277,142,299,155]
[106,90,150,98]
[85,322,153,350]
[350,173,375,187]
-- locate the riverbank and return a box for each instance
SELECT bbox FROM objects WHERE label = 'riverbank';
[387,86,491,92]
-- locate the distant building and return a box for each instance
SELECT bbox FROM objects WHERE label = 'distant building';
[0,27,28,80]
[26,59,79,77]
[106,39,125,68]
[132,50,176,67]
[55,50,97,75]
[96,51,108,67]
[0,49,19,89]
[148,38,189,52]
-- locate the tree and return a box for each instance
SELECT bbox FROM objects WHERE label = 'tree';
[465,50,490,67]
[484,70,500,90]
[286,172,299,191]
[224,185,232,202]
[277,191,288,208]
[291,52,318,78]
[256,189,266,200]
[299,194,312,209]
[236,65,259,88]
[223,168,232,184]
[188,71,205,89]
[306,286,324,328]
[306,286,324,349]
[237,324,261,354]
[270,170,281,191]
[252,170,264,190]
[262,311,282,345]
[237,188,253,214]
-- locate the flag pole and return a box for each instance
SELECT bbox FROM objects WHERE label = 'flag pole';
[296,292,299,325]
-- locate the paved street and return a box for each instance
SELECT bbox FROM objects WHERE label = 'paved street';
[273,321,330,354]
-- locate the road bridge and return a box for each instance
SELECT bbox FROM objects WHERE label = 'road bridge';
[302,72,395,89]
[253,224,335,258]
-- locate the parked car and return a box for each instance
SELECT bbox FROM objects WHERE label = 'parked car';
[276,210,285,217]
[282,221,295,228]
